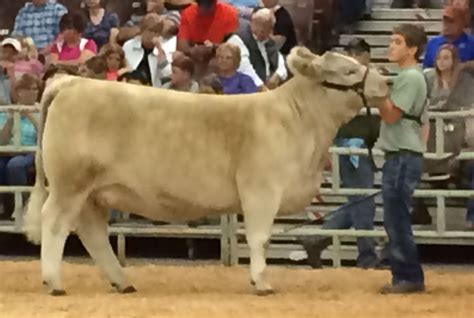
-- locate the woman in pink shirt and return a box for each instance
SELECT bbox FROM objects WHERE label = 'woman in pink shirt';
[50,12,97,66]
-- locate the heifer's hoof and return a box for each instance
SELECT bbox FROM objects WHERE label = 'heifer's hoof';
[42,280,48,286]
[250,279,255,286]
[120,286,137,294]
[50,289,67,296]
[255,288,275,296]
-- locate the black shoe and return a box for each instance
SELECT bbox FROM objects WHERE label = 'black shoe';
[380,282,425,294]
[299,236,332,269]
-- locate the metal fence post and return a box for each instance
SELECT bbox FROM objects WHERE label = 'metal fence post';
[436,196,446,235]
[435,117,444,158]
[331,152,340,190]
[332,235,341,268]
[117,234,126,267]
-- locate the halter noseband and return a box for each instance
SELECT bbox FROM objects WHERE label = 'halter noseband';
[321,65,370,106]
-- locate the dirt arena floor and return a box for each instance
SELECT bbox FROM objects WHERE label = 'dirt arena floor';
[0,259,473,318]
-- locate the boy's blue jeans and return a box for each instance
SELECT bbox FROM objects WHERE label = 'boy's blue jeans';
[382,152,424,285]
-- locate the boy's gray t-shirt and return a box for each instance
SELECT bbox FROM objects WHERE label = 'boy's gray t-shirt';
[376,66,428,153]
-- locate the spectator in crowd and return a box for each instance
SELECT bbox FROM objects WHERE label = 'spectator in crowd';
[0,39,22,105]
[117,70,152,85]
[83,0,120,49]
[14,38,44,81]
[100,43,129,81]
[466,157,474,230]
[377,24,428,294]
[448,0,471,29]
[226,8,287,91]
[260,0,297,56]
[424,44,460,110]
[148,0,181,37]
[162,55,199,92]
[42,64,78,83]
[0,74,40,216]
[299,38,380,270]
[215,43,257,94]
[12,0,68,52]
[50,12,98,66]
[198,72,223,94]
[177,0,238,54]
[223,0,258,19]
[122,13,173,87]
[391,0,433,8]
[337,0,367,34]
[78,55,108,79]
[118,0,181,44]
[424,5,474,68]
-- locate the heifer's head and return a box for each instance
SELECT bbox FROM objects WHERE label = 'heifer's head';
[287,47,389,107]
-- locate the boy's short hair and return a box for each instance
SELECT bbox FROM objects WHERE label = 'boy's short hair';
[393,24,428,61]
[345,38,371,55]
[172,55,195,76]
[85,56,108,75]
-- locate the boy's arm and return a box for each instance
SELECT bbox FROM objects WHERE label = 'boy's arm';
[379,70,422,124]
[379,99,402,124]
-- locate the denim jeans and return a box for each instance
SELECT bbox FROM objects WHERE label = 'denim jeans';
[465,162,474,223]
[382,152,424,285]
[0,154,35,185]
[339,0,366,24]
[323,139,377,267]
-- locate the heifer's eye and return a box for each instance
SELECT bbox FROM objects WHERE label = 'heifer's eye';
[346,70,357,76]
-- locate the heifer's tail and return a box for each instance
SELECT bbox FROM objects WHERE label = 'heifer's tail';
[23,75,77,245]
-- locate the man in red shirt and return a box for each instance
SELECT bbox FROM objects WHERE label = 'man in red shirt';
[177,0,238,54]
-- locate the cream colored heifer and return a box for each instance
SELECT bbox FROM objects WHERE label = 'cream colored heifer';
[24,47,388,296]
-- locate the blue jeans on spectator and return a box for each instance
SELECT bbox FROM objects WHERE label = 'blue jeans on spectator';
[465,161,474,224]
[382,152,424,285]
[339,0,366,25]
[322,139,377,267]
[0,154,35,185]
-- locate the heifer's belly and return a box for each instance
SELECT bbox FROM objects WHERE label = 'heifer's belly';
[93,183,242,222]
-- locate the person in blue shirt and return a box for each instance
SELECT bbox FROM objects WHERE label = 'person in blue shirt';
[216,42,257,94]
[0,74,39,219]
[423,5,474,68]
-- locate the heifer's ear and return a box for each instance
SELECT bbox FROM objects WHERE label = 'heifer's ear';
[287,47,323,79]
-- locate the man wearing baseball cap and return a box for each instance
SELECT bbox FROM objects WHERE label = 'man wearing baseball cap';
[423,5,474,68]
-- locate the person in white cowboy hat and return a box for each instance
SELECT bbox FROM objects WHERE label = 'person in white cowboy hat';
[0,38,22,105]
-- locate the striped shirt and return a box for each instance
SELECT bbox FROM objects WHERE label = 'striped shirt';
[12,0,68,50]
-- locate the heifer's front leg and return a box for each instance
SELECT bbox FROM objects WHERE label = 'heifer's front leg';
[41,193,84,295]
[240,187,281,296]
[76,200,135,293]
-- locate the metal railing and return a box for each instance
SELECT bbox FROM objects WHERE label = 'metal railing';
[1,106,474,267]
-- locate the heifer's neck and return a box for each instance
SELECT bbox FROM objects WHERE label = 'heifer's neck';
[278,77,363,139]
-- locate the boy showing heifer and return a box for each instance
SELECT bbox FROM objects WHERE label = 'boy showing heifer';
[378,24,429,294]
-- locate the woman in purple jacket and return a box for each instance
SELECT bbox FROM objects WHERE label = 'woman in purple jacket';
[216,42,257,95]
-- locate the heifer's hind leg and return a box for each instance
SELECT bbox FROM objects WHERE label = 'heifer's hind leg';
[239,187,281,295]
[76,199,135,293]
[41,191,87,295]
